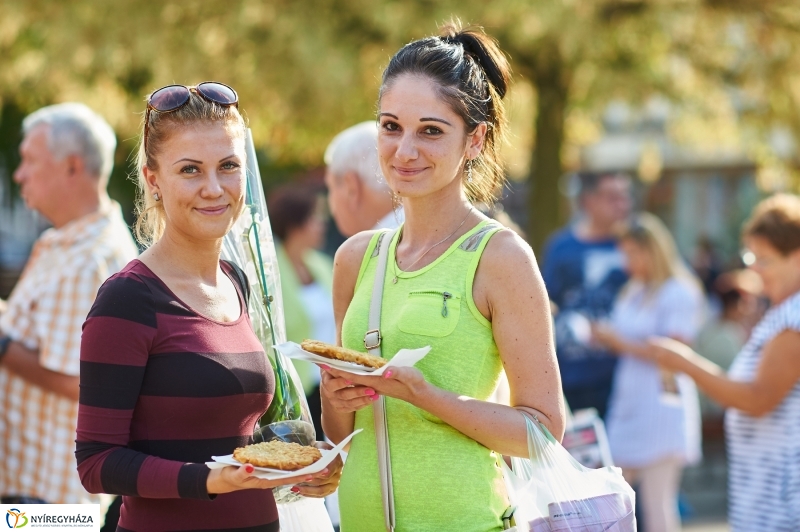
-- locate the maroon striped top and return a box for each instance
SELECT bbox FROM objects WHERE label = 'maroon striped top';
[76,260,278,532]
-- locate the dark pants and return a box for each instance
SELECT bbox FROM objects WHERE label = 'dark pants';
[101,496,122,532]
[563,382,614,420]
[307,384,324,441]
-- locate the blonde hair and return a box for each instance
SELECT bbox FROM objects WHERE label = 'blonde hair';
[133,90,246,247]
[619,212,701,297]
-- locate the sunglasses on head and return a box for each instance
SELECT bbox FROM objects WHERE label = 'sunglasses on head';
[144,81,238,153]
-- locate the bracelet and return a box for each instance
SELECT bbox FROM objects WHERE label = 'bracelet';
[0,335,11,364]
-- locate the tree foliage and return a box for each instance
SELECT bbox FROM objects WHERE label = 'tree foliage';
[1,0,800,248]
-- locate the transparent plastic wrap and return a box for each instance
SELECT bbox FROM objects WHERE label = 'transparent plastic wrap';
[503,414,636,532]
[221,129,317,507]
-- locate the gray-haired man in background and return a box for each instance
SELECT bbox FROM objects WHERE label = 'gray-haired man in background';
[324,121,403,237]
[0,103,137,504]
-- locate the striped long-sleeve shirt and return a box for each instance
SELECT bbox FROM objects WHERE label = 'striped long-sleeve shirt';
[76,260,278,532]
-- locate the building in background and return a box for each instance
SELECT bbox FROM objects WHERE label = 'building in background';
[580,100,765,266]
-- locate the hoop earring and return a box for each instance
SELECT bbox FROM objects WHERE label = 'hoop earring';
[153,192,160,202]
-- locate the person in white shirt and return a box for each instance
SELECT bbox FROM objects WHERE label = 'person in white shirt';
[592,212,705,532]
[323,121,403,236]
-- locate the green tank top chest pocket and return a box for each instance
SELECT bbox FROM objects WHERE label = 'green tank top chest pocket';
[397,289,461,337]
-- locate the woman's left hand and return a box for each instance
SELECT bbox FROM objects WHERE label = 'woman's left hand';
[320,364,429,405]
[291,441,344,498]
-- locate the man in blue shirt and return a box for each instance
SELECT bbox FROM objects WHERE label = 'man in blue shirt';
[542,172,632,419]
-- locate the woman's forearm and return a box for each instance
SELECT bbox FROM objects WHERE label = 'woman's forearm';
[674,352,765,415]
[617,339,651,359]
[321,397,356,445]
[412,382,559,457]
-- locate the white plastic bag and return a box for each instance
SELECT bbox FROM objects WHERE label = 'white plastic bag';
[504,414,637,531]
[277,497,334,532]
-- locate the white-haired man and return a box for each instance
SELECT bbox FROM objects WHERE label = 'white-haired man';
[324,121,403,237]
[0,103,138,504]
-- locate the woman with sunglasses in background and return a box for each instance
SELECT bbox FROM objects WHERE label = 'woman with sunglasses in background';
[591,212,705,532]
[75,83,341,531]
[647,194,800,532]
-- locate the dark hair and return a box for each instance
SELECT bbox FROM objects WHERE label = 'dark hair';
[742,193,800,256]
[380,20,510,204]
[267,183,321,241]
[577,171,631,197]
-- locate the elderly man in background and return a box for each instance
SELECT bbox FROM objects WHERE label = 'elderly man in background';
[320,121,401,529]
[0,103,138,504]
[324,121,403,237]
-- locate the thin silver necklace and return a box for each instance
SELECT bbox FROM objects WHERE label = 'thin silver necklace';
[391,207,474,284]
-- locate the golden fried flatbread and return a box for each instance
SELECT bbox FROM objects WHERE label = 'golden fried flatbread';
[232,440,322,470]
[301,339,388,369]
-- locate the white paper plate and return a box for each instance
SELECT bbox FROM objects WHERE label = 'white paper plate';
[275,341,430,376]
[207,429,362,480]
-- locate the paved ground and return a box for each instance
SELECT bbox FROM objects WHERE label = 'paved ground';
[679,429,728,532]
[683,520,729,532]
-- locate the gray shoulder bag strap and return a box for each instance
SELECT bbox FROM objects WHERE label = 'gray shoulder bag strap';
[363,229,397,532]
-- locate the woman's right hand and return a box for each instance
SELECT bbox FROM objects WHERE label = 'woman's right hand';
[319,364,380,413]
[206,464,322,495]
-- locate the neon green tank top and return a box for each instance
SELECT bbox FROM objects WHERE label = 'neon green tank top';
[338,220,508,532]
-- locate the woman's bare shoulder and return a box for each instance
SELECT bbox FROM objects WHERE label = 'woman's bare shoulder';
[334,230,382,270]
[481,228,539,273]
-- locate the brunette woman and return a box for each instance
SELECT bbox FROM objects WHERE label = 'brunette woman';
[320,24,565,532]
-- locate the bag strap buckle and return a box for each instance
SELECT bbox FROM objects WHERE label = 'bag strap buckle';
[364,329,382,351]
[502,505,517,530]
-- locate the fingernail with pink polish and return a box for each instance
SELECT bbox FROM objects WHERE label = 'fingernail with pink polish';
[364,388,375,396]
[384,370,393,379]
[305,476,314,481]
[245,464,254,474]
[320,364,331,371]
[371,395,380,401]
[345,380,353,385]
[290,486,300,493]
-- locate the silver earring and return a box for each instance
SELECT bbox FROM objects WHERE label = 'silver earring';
[466,159,474,183]
[153,192,160,202]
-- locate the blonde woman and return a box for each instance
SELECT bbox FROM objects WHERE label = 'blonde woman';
[76,83,340,531]
[592,212,704,532]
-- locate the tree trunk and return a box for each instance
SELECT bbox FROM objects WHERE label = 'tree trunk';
[528,38,571,256]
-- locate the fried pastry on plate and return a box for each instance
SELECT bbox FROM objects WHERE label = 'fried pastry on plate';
[301,339,388,369]
[233,440,322,470]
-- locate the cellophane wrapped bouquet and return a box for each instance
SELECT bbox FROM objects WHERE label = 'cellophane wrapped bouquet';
[221,130,316,504]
